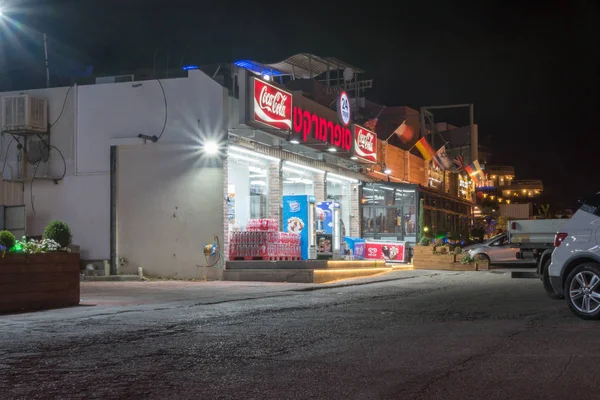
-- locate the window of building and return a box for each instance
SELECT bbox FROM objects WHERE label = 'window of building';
[282,162,316,196]
[361,183,418,242]
[326,173,356,238]
[227,147,278,230]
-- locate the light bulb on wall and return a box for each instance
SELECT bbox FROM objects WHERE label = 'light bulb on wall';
[204,141,219,155]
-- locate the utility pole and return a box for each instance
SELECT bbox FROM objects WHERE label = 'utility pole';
[43,33,50,87]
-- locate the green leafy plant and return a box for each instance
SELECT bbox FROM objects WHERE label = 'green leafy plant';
[19,238,62,254]
[418,198,425,241]
[0,230,16,251]
[438,246,449,255]
[43,221,72,248]
[454,247,463,255]
[433,238,444,247]
[460,253,473,264]
[419,236,432,246]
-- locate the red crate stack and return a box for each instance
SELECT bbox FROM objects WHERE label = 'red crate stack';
[229,219,300,260]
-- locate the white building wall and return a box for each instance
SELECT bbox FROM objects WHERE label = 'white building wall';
[0,70,227,267]
[117,144,224,279]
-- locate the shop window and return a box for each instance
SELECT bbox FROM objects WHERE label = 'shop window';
[227,156,270,229]
[326,176,351,237]
[282,165,315,196]
[395,189,417,239]
[361,183,418,242]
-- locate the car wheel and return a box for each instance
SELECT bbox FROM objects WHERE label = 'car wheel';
[542,258,563,299]
[565,263,600,320]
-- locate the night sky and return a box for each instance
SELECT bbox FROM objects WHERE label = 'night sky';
[1,0,598,210]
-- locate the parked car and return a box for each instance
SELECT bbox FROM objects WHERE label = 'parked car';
[544,192,600,319]
[463,233,529,264]
[464,218,568,265]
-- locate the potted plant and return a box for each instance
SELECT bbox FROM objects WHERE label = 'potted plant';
[0,221,80,314]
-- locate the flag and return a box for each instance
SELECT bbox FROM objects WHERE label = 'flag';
[453,154,464,171]
[414,137,436,162]
[433,145,453,170]
[464,160,484,184]
[364,118,377,131]
[393,120,416,144]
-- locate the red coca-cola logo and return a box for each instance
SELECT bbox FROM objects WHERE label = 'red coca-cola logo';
[353,125,377,163]
[253,79,292,130]
[292,106,352,152]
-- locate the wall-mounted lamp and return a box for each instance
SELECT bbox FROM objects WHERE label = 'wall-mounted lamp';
[203,141,219,155]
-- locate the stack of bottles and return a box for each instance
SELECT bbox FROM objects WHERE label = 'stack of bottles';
[229,219,300,260]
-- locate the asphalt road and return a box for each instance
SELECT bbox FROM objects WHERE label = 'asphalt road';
[0,270,594,400]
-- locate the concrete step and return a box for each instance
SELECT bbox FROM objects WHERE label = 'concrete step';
[81,275,143,282]
[223,267,393,284]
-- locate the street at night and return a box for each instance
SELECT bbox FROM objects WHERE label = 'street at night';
[1,271,594,400]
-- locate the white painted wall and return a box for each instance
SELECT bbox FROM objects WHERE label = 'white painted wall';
[0,69,228,264]
[117,144,224,280]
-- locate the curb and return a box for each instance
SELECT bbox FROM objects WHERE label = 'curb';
[292,272,438,292]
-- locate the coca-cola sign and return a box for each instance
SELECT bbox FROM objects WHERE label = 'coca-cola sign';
[353,125,377,163]
[292,107,352,152]
[252,78,292,130]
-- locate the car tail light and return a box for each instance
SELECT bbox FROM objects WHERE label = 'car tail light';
[554,232,568,247]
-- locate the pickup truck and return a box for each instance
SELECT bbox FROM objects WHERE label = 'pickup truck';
[463,219,569,265]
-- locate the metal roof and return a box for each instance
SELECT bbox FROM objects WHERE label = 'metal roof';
[265,53,364,79]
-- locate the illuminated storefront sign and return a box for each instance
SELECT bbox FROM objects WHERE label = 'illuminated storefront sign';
[353,125,377,163]
[292,107,352,152]
[252,78,292,130]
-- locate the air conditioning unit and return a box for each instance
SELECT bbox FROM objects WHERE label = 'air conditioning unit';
[2,95,48,134]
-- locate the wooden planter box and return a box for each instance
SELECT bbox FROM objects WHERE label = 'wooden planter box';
[0,253,80,314]
[412,245,478,271]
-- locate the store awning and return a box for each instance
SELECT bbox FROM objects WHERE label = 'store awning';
[265,54,364,79]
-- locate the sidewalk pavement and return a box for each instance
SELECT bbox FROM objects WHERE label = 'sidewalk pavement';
[80,269,437,307]
[0,269,446,324]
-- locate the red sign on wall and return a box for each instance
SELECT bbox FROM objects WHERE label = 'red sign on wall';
[252,79,292,130]
[292,106,352,152]
[364,241,405,262]
[353,125,377,163]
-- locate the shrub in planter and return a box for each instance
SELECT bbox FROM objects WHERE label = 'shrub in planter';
[19,238,62,254]
[419,236,432,246]
[43,220,72,249]
[454,247,463,255]
[460,253,473,264]
[0,230,16,251]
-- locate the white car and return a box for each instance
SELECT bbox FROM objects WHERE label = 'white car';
[545,192,600,319]
[463,233,535,265]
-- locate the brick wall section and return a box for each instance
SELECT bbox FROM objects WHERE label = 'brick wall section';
[268,162,282,227]
[222,156,229,261]
[314,172,326,202]
[350,183,360,237]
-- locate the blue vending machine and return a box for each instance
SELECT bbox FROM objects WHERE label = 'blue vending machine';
[282,195,317,260]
